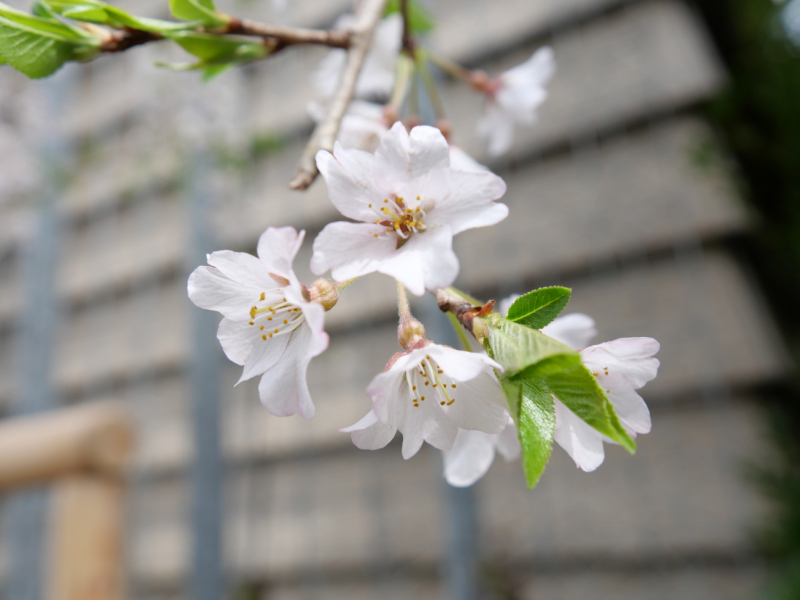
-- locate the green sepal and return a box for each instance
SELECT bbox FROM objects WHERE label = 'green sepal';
[383,0,435,34]
[168,0,227,27]
[502,377,555,489]
[506,286,572,329]
[0,1,99,78]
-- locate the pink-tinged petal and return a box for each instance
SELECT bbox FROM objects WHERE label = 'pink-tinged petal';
[216,318,253,365]
[316,144,380,223]
[257,227,304,280]
[188,266,263,321]
[407,126,450,179]
[443,429,497,487]
[257,325,316,419]
[495,418,521,460]
[449,146,489,173]
[377,226,459,296]
[426,344,502,381]
[296,300,329,359]
[542,313,597,350]
[442,371,508,434]
[553,398,605,472]
[581,337,660,389]
[206,250,279,291]
[597,372,651,434]
[427,170,508,235]
[236,326,291,384]
[311,221,397,280]
[341,410,397,450]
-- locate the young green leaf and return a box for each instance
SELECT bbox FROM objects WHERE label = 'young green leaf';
[169,0,226,27]
[0,2,98,78]
[503,378,555,488]
[489,317,576,375]
[545,361,636,453]
[47,0,202,32]
[384,0,435,34]
[506,286,571,329]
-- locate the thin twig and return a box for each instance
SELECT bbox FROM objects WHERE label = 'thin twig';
[226,18,350,50]
[400,0,415,56]
[288,0,389,190]
[435,288,495,337]
[99,28,163,53]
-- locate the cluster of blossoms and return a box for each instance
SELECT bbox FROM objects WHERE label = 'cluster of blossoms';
[187,13,659,488]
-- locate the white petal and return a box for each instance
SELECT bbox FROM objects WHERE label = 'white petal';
[597,372,651,434]
[542,313,598,350]
[310,221,397,280]
[188,266,262,321]
[377,226,459,296]
[495,418,522,460]
[316,144,380,223]
[502,46,555,91]
[427,169,508,235]
[206,250,278,291]
[443,429,497,487]
[256,227,304,280]
[407,126,451,179]
[296,300,329,359]
[581,337,660,389]
[216,318,254,366]
[448,146,489,173]
[553,398,606,472]
[397,386,458,458]
[442,370,508,434]
[341,410,397,450]
[477,104,516,157]
[366,368,407,423]
[257,325,316,419]
[373,121,411,187]
[426,344,502,381]
[236,325,291,384]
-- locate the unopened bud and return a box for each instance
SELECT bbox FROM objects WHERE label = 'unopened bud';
[309,279,338,311]
[398,316,426,350]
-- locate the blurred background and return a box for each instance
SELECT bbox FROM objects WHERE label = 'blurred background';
[1,0,799,598]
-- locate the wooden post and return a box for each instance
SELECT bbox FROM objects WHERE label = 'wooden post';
[0,402,134,600]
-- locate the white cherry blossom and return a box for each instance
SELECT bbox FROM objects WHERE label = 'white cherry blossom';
[477,46,555,157]
[187,227,329,420]
[308,100,389,153]
[312,13,402,101]
[342,343,509,459]
[541,314,659,472]
[312,122,508,295]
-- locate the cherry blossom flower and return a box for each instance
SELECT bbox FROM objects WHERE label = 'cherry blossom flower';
[476,46,555,157]
[342,343,509,459]
[541,313,658,472]
[311,122,508,295]
[448,145,489,173]
[187,227,330,420]
[312,14,402,101]
[308,100,389,152]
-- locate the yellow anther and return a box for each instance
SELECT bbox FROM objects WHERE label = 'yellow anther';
[274,328,279,334]
[384,199,389,203]
[269,333,273,338]
[416,195,420,200]
[260,325,264,330]
[437,370,443,374]
[249,321,254,326]
[368,203,372,207]
[283,319,288,324]
[260,292,265,301]
[268,317,273,321]
[420,396,425,401]
[374,234,379,238]
[415,207,420,212]
[451,384,457,388]
[386,228,392,233]
[447,399,455,405]
[250,306,257,319]
[425,381,429,386]
[412,385,417,391]
[440,401,445,406]
[262,334,266,341]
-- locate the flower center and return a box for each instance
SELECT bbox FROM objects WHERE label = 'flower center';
[406,355,458,408]
[369,195,427,240]
[247,293,304,341]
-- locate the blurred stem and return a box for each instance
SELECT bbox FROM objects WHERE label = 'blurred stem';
[390,54,414,113]
[397,280,411,320]
[417,51,447,120]
[428,51,473,83]
[447,311,473,351]
[400,0,415,56]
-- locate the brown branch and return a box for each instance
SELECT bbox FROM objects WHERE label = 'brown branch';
[435,288,495,336]
[288,0,389,190]
[226,18,351,49]
[99,28,163,53]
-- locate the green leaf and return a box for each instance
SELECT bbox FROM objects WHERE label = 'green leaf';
[503,378,556,488]
[47,0,201,32]
[159,31,268,77]
[489,317,576,376]
[384,0,435,34]
[0,2,98,78]
[506,286,572,329]
[545,360,636,453]
[169,0,226,26]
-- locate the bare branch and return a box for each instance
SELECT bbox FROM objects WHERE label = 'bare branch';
[288,0,389,190]
[400,0,415,56]
[227,18,350,49]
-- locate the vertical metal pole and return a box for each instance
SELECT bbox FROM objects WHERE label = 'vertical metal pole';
[416,296,482,600]
[6,71,71,600]
[188,149,224,600]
